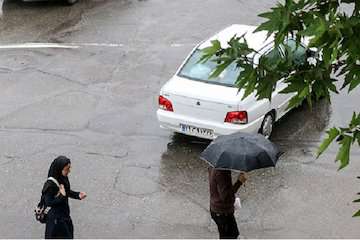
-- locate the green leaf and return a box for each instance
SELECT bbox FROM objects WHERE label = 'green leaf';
[353,209,360,217]
[306,92,313,109]
[199,40,221,63]
[242,78,257,100]
[302,16,327,38]
[287,95,305,109]
[336,135,352,170]
[280,78,306,94]
[349,73,360,91]
[328,81,339,93]
[341,65,360,92]
[257,7,282,33]
[299,85,310,98]
[235,65,255,90]
[353,199,360,203]
[209,61,232,78]
[350,112,360,128]
[317,128,340,158]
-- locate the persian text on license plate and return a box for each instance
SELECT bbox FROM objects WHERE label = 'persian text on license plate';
[179,124,214,137]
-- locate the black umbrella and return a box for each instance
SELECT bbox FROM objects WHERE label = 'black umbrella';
[200,132,281,172]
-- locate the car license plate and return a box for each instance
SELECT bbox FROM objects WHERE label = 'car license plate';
[179,124,214,137]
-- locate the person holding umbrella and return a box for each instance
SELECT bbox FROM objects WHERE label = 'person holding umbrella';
[201,132,281,239]
[208,168,247,239]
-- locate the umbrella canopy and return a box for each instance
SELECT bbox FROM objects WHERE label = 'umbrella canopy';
[200,132,281,172]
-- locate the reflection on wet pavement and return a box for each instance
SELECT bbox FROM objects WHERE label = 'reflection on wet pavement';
[272,98,331,155]
[1,0,359,238]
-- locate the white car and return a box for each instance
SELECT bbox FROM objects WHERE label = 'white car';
[157,24,308,139]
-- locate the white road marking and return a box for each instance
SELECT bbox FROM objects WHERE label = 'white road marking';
[78,43,124,47]
[0,43,80,49]
[0,42,193,50]
[170,43,184,47]
[0,42,124,49]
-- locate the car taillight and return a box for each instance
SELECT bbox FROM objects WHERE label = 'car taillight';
[225,111,248,124]
[158,95,173,112]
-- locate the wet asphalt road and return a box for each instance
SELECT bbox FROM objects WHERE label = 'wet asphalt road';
[0,0,359,238]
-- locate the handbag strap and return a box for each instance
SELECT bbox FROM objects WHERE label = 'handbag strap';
[38,177,60,208]
[47,177,60,188]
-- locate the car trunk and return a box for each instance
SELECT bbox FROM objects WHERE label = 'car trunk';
[161,76,242,123]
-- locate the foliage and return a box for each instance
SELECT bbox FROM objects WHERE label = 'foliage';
[202,0,360,216]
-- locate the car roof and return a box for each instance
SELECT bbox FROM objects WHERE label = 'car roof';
[198,24,274,54]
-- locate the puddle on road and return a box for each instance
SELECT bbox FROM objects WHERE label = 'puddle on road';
[271,98,331,148]
[161,133,210,171]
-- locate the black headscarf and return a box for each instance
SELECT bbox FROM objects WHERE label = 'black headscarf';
[42,156,71,194]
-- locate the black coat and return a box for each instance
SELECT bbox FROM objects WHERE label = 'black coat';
[44,180,80,239]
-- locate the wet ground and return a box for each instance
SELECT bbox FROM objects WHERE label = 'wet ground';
[0,0,359,238]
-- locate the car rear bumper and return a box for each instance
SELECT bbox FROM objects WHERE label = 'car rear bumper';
[157,109,263,139]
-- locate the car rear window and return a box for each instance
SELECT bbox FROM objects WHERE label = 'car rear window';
[178,49,242,87]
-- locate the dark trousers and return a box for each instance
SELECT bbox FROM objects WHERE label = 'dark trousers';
[45,217,74,239]
[211,211,239,239]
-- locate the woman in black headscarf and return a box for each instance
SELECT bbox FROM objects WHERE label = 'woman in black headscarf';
[42,156,87,239]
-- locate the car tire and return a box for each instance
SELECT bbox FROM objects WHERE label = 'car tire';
[64,0,78,5]
[259,112,274,139]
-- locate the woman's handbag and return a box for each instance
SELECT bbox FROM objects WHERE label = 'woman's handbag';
[34,177,60,223]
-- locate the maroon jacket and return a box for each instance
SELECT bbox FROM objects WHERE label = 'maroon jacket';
[208,168,242,214]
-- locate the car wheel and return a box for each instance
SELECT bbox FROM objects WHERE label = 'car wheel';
[64,0,78,5]
[259,113,274,139]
